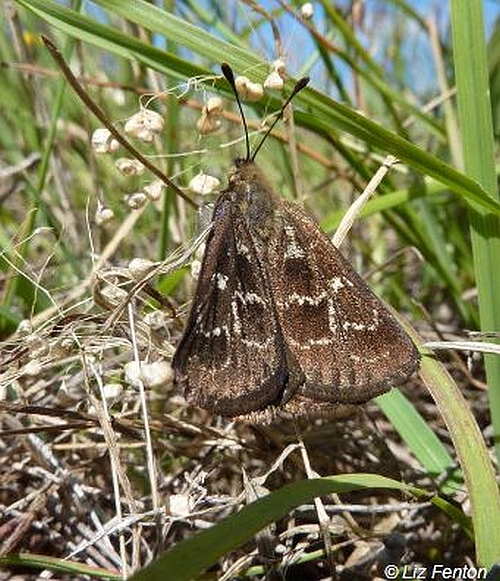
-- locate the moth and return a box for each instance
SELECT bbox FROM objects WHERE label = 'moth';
[172,64,420,421]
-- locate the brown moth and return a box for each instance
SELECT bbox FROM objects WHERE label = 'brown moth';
[172,64,419,420]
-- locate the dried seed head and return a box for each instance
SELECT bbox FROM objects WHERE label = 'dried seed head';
[128,257,155,280]
[273,58,287,76]
[17,319,32,335]
[124,109,164,142]
[264,70,284,90]
[188,172,221,195]
[197,95,225,135]
[126,192,147,209]
[196,111,222,135]
[116,158,145,176]
[91,128,120,154]
[264,58,287,89]
[124,360,174,388]
[234,76,264,102]
[168,494,194,517]
[23,359,43,377]
[97,283,128,307]
[95,204,115,225]
[205,96,224,115]
[301,2,314,19]
[102,383,124,403]
[143,179,164,201]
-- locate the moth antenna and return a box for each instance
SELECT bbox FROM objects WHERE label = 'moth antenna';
[251,75,309,161]
[221,63,309,162]
[221,62,251,161]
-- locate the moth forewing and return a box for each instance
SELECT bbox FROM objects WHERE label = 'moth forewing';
[269,200,419,404]
[172,177,304,417]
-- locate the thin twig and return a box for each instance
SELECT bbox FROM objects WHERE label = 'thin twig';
[333,155,399,248]
[41,35,198,208]
[298,437,337,580]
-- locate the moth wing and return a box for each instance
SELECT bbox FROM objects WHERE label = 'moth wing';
[172,197,303,416]
[269,202,419,404]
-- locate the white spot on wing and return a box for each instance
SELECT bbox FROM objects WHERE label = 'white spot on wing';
[214,273,228,290]
[283,224,306,259]
[277,292,327,307]
[231,300,242,335]
[331,277,344,293]
[235,290,265,305]
[237,242,250,256]
[341,309,379,332]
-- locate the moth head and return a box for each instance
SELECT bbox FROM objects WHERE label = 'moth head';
[228,157,258,188]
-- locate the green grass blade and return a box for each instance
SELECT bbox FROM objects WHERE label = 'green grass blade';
[412,341,500,567]
[376,389,461,494]
[17,0,500,215]
[15,0,212,81]
[450,1,500,476]
[0,553,121,579]
[294,95,500,214]
[128,474,469,581]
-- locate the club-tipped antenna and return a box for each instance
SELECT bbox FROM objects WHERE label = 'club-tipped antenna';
[221,63,251,161]
[220,63,309,162]
[251,75,309,161]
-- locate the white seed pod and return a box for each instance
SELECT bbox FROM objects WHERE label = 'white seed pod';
[95,204,115,225]
[98,283,128,307]
[234,76,264,102]
[247,81,264,101]
[126,192,147,209]
[301,2,314,19]
[124,360,173,388]
[124,361,141,387]
[168,493,194,517]
[58,337,74,351]
[91,128,120,154]
[196,111,222,135]
[234,75,250,96]
[205,96,224,116]
[143,179,164,201]
[23,359,42,377]
[16,319,32,335]
[136,127,155,143]
[102,382,124,403]
[124,109,164,142]
[264,70,284,90]
[190,258,202,280]
[128,257,155,279]
[143,109,164,132]
[144,310,171,329]
[273,58,287,76]
[188,172,221,195]
[116,158,145,176]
